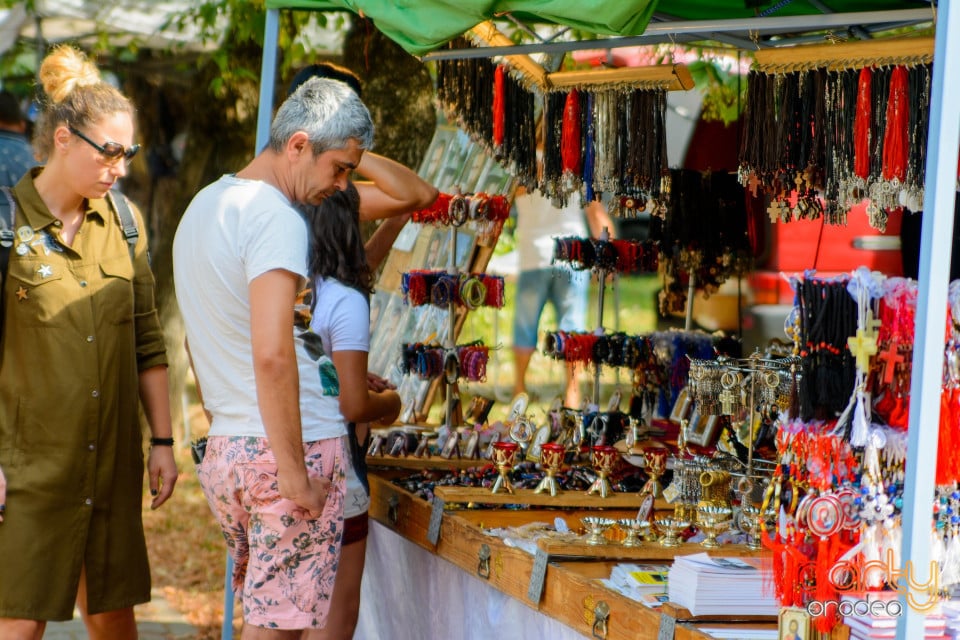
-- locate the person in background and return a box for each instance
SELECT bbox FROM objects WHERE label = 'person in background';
[300,185,401,640]
[289,61,437,640]
[0,89,36,187]
[0,45,177,639]
[512,186,615,408]
[174,76,374,639]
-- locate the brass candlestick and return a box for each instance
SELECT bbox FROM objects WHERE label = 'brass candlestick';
[640,447,668,499]
[586,445,619,498]
[490,440,519,494]
[534,442,566,497]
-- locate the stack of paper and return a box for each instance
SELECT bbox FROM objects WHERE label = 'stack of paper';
[667,553,779,617]
[600,563,670,606]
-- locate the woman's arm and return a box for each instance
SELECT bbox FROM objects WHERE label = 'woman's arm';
[331,349,401,425]
[139,365,178,509]
[354,152,438,222]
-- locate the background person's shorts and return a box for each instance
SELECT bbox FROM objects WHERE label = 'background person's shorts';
[513,266,588,349]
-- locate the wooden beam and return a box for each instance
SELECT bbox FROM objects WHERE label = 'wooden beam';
[754,36,934,72]
[467,21,548,90]
[547,63,695,91]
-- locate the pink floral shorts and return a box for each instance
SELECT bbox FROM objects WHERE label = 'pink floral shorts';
[197,435,346,629]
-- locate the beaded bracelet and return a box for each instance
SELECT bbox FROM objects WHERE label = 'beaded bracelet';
[431,276,455,306]
[459,275,487,310]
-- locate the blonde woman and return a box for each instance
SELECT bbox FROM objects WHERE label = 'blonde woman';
[0,45,177,639]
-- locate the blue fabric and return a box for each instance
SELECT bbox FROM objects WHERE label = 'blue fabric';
[0,131,35,189]
[513,266,588,350]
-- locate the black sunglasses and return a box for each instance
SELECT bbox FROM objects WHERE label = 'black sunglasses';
[68,125,141,163]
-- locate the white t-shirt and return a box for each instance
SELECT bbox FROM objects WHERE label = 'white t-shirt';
[515,189,588,271]
[173,174,346,441]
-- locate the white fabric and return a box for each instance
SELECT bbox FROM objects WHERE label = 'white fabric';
[355,521,588,640]
[310,277,370,355]
[514,189,588,271]
[343,460,370,518]
[174,174,344,441]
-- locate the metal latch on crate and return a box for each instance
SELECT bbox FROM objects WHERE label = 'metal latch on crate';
[526,547,549,604]
[657,613,676,640]
[592,601,610,639]
[477,543,491,579]
[386,494,400,527]
[426,496,445,545]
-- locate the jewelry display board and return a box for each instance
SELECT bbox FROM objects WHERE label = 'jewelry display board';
[368,123,514,423]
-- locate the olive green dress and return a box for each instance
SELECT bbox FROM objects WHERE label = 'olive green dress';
[0,169,168,620]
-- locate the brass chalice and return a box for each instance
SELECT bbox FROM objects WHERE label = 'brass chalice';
[534,442,566,497]
[697,506,733,549]
[617,519,649,547]
[581,516,616,546]
[490,440,519,494]
[586,445,619,498]
[654,518,690,548]
[738,504,776,551]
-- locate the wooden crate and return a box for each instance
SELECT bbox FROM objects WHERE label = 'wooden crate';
[366,469,857,640]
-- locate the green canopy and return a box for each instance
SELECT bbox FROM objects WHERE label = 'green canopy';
[265,0,927,55]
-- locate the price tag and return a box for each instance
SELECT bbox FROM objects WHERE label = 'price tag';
[661,481,680,504]
[657,614,676,640]
[426,496,445,545]
[527,548,549,604]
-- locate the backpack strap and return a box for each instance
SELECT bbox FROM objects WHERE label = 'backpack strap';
[0,186,17,336]
[105,189,139,263]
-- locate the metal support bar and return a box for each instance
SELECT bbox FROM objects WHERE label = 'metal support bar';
[422,9,931,61]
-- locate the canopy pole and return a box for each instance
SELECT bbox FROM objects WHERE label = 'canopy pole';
[255,9,281,153]
[897,2,960,638]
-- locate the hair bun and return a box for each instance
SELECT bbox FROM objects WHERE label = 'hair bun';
[39,45,101,104]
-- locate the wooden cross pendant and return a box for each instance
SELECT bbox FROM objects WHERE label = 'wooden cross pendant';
[878,339,905,386]
[848,328,879,374]
[748,172,761,198]
[767,200,782,223]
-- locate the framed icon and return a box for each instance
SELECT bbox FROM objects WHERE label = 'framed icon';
[779,606,810,640]
[685,410,721,447]
[668,387,693,423]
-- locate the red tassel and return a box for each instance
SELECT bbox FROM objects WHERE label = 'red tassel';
[492,65,506,151]
[853,67,873,181]
[882,66,909,183]
[812,536,840,633]
[560,89,581,178]
[939,387,960,484]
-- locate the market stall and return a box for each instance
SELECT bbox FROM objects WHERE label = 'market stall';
[245,4,960,640]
